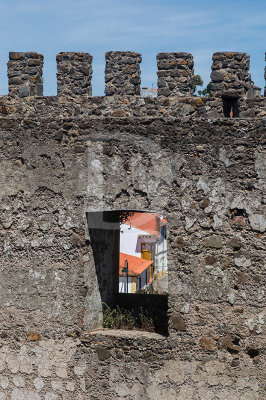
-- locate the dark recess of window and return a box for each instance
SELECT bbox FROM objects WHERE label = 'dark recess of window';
[222,97,239,118]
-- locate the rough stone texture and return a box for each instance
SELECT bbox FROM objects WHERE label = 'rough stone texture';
[56,52,93,97]
[8,52,43,97]
[211,52,251,98]
[0,51,265,399]
[0,330,265,399]
[157,52,194,97]
[105,51,142,95]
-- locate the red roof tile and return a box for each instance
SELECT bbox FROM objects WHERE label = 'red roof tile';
[124,213,162,237]
[119,252,152,276]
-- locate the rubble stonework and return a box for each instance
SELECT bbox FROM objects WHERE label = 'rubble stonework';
[0,51,265,399]
[211,52,251,97]
[105,51,142,95]
[8,52,43,97]
[157,52,194,96]
[56,52,93,97]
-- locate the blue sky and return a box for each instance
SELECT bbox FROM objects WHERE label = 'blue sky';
[0,0,265,95]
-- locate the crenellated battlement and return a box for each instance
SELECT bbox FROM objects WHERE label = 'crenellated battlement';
[8,52,44,97]
[157,52,194,97]
[211,52,251,98]
[56,52,93,97]
[105,51,142,96]
[1,50,265,119]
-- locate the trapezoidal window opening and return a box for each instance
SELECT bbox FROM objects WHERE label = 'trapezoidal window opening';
[222,96,239,118]
[86,210,169,336]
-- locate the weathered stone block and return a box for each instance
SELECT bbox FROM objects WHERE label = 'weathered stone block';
[96,347,111,361]
[228,236,243,249]
[205,255,217,265]
[204,235,223,249]
[27,331,42,341]
[199,336,217,351]
[171,314,186,331]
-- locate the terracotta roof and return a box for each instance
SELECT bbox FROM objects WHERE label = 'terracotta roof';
[119,252,152,276]
[124,212,165,237]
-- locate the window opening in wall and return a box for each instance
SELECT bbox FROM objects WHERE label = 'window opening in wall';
[86,210,169,335]
[222,97,239,118]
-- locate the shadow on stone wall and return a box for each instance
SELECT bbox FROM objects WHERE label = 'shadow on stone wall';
[114,293,169,336]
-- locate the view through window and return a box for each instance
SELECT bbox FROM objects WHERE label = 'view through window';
[86,210,169,334]
[119,212,168,295]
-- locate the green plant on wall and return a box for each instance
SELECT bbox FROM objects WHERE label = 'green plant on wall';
[102,303,154,331]
[102,303,135,329]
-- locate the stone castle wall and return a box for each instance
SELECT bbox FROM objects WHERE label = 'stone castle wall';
[0,51,265,399]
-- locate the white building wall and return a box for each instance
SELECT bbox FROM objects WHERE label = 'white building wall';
[120,224,143,257]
